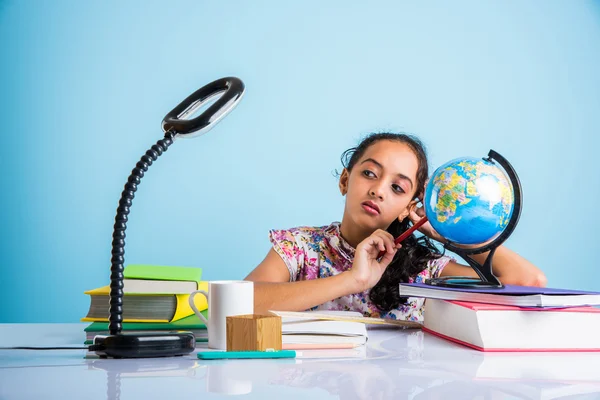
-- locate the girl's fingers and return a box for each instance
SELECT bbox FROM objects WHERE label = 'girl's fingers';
[408,210,420,224]
[379,253,394,266]
[410,206,426,221]
[370,236,385,253]
[373,230,396,254]
[360,230,400,260]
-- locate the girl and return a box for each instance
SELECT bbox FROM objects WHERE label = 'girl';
[245,132,546,321]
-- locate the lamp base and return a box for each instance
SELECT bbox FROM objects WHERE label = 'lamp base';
[93,332,195,358]
[425,276,504,289]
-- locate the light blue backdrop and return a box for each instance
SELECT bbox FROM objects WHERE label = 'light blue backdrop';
[1,1,599,322]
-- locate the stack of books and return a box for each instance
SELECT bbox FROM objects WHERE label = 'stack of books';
[82,264,208,344]
[279,310,369,359]
[399,282,600,352]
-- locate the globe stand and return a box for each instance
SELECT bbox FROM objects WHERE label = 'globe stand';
[425,150,522,289]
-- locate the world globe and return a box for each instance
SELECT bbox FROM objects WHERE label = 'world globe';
[423,157,515,245]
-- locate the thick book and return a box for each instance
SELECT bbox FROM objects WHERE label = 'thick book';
[81,282,208,323]
[399,282,600,307]
[280,310,368,349]
[423,299,600,351]
[122,264,203,294]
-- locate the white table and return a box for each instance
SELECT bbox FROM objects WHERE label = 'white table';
[1,323,600,399]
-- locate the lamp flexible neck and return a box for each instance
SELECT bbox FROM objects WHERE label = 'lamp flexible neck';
[108,131,176,335]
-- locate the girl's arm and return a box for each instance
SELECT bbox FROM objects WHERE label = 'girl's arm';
[440,245,547,287]
[408,206,547,287]
[245,248,361,314]
[246,230,400,314]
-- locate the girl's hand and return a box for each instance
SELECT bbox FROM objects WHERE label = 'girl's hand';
[407,200,446,243]
[348,229,401,292]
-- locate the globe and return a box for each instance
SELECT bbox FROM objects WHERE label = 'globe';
[423,157,515,245]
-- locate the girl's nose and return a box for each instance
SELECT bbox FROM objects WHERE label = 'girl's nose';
[369,187,384,200]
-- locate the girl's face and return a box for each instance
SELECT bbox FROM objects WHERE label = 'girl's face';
[340,140,420,232]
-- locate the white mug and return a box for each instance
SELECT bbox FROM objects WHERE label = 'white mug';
[189,280,254,349]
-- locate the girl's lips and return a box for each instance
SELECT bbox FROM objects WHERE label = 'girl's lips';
[361,203,380,215]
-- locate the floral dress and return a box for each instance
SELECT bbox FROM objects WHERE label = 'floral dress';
[269,222,452,322]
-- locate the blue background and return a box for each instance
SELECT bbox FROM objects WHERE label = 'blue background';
[1,1,599,322]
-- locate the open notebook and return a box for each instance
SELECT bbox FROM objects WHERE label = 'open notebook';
[280,310,368,349]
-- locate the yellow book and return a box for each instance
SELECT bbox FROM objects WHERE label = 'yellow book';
[81,281,208,323]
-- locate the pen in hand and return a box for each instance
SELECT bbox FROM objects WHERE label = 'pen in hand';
[377,216,429,259]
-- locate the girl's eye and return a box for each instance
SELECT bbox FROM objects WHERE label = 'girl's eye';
[392,184,405,194]
[362,170,375,178]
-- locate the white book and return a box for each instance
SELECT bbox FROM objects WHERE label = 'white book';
[122,278,198,294]
[280,310,368,347]
[423,299,600,351]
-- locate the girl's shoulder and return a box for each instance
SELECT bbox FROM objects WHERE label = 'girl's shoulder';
[268,223,340,282]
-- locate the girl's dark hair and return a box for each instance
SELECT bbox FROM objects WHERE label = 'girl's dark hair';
[340,132,442,312]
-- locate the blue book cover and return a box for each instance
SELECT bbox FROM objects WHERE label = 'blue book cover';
[399,283,600,307]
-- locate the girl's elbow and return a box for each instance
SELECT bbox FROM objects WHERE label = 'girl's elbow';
[534,272,548,287]
[500,271,547,287]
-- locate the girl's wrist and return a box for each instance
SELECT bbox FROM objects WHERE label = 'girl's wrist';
[451,239,495,251]
[341,270,366,294]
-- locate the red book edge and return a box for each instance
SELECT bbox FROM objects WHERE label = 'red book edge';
[447,300,600,313]
[422,327,600,352]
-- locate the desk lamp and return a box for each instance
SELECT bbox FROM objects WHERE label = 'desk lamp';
[93,77,245,358]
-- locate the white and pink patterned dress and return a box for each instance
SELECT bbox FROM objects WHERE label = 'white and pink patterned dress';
[269,221,452,321]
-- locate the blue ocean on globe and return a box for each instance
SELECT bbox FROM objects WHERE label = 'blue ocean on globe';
[423,157,515,245]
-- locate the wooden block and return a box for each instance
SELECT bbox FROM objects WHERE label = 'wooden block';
[226,314,282,351]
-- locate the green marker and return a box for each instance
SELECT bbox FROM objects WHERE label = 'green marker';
[197,350,297,360]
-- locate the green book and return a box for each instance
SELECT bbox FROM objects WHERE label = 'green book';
[115,264,204,294]
[84,337,208,345]
[84,309,208,332]
[84,310,208,341]
[123,264,203,282]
